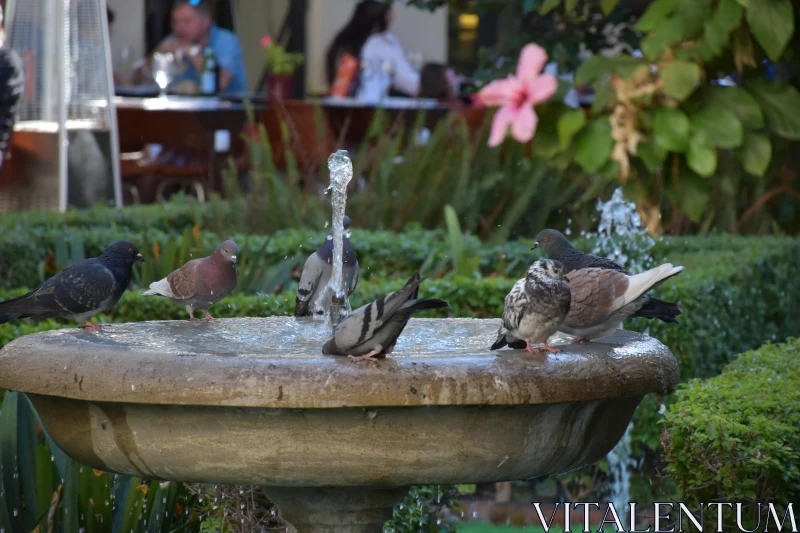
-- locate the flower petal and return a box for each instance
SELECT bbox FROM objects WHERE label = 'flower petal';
[488,106,515,147]
[511,105,538,144]
[475,77,520,107]
[516,44,548,84]
[526,73,558,105]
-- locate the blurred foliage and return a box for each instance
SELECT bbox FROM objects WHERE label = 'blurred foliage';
[662,338,800,529]
[386,486,462,533]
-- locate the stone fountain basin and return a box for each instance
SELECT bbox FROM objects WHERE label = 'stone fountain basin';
[0,317,678,488]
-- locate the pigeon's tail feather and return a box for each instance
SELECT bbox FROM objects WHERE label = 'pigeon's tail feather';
[490,334,508,351]
[624,264,684,305]
[294,298,312,317]
[399,298,448,314]
[143,277,173,297]
[634,297,681,324]
[490,330,528,351]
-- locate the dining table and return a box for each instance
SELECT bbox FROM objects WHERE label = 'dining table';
[113,94,266,199]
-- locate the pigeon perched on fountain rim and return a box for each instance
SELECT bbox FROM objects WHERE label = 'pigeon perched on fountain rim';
[322,272,448,361]
[560,262,684,343]
[532,228,682,324]
[0,241,144,329]
[491,259,571,353]
[143,240,238,321]
[295,215,359,317]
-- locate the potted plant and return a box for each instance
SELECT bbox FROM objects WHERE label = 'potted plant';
[261,35,304,99]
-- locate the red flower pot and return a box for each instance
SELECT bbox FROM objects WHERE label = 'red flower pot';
[266,74,294,100]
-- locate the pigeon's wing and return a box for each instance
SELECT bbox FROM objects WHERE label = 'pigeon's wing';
[583,254,630,274]
[332,273,423,351]
[166,259,203,299]
[564,268,629,327]
[346,259,359,297]
[295,252,329,310]
[501,279,529,331]
[34,261,117,317]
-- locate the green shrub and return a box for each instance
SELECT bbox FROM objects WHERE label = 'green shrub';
[662,338,800,529]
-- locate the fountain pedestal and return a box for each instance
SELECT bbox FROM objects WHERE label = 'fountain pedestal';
[0,318,679,533]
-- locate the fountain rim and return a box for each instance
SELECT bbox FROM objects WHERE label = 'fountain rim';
[0,317,679,409]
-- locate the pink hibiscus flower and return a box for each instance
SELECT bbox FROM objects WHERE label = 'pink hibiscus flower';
[475,44,558,147]
[260,35,273,48]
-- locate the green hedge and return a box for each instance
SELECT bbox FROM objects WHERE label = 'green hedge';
[662,338,800,529]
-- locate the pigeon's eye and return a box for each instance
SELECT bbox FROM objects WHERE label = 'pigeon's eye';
[128,247,133,253]
[543,237,548,242]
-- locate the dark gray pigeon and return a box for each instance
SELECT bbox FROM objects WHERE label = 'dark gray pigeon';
[322,272,448,361]
[295,216,359,317]
[143,240,238,320]
[533,229,682,324]
[0,241,144,329]
[561,263,684,343]
[491,259,571,353]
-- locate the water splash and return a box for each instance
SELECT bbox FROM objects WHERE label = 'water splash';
[606,421,634,524]
[324,150,353,330]
[590,188,655,518]
[588,188,656,272]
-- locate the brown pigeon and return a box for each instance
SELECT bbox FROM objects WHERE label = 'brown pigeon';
[143,240,238,321]
[560,263,684,343]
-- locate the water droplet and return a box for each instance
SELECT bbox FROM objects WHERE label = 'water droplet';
[131,384,136,391]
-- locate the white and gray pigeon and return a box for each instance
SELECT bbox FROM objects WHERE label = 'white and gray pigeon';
[322,272,449,362]
[491,259,571,353]
[0,241,145,329]
[295,215,359,317]
[560,263,684,343]
[143,240,238,320]
[0,6,24,169]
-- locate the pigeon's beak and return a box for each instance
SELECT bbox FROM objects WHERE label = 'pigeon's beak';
[135,253,145,263]
[230,255,237,264]
[531,241,539,250]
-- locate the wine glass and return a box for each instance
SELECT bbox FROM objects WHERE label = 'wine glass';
[152,52,175,97]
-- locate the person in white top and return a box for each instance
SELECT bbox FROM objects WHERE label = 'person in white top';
[326,0,420,97]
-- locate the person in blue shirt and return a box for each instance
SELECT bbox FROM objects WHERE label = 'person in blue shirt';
[153,0,247,94]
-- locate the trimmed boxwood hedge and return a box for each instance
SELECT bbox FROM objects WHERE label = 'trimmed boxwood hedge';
[662,338,800,529]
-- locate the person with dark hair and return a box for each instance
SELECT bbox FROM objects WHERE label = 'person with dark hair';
[418,62,456,101]
[326,0,420,97]
[152,0,246,94]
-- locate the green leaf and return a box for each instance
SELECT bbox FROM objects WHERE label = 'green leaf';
[556,108,587,149]
[653,108,690,152]
[641,17,686,57]
[575,56,611,85]
[539,0,561,15]
[0,391,21,533]
[746,0,794,60]
[690,109,743,148]
[714,0,744,32]
[574,119,614,172]
[746,79,800,140]
[687,143,718,177]
[737,133,772,176]
[636,0,680,32]
[638,137,667,172]
[704,87,764,129]
[601,0,618,15]
[661,60,701,100]
[565,0,578,12]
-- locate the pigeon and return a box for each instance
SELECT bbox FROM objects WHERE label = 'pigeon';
[491,259,571,353]
[295,215,359,317]
[533,229,682,324]
[143,240,238,321]
[0,241,145,329]
[560,263,684,343]
[322,272,449,362]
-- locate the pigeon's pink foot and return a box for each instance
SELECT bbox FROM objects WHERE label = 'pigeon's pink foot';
[570,336,589,344]
[542,343,561,354]
[348,348,384,362]
[202,311,215,322]
[188,315,198,321]
[523,341,536,353]
[81,321,103,330]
